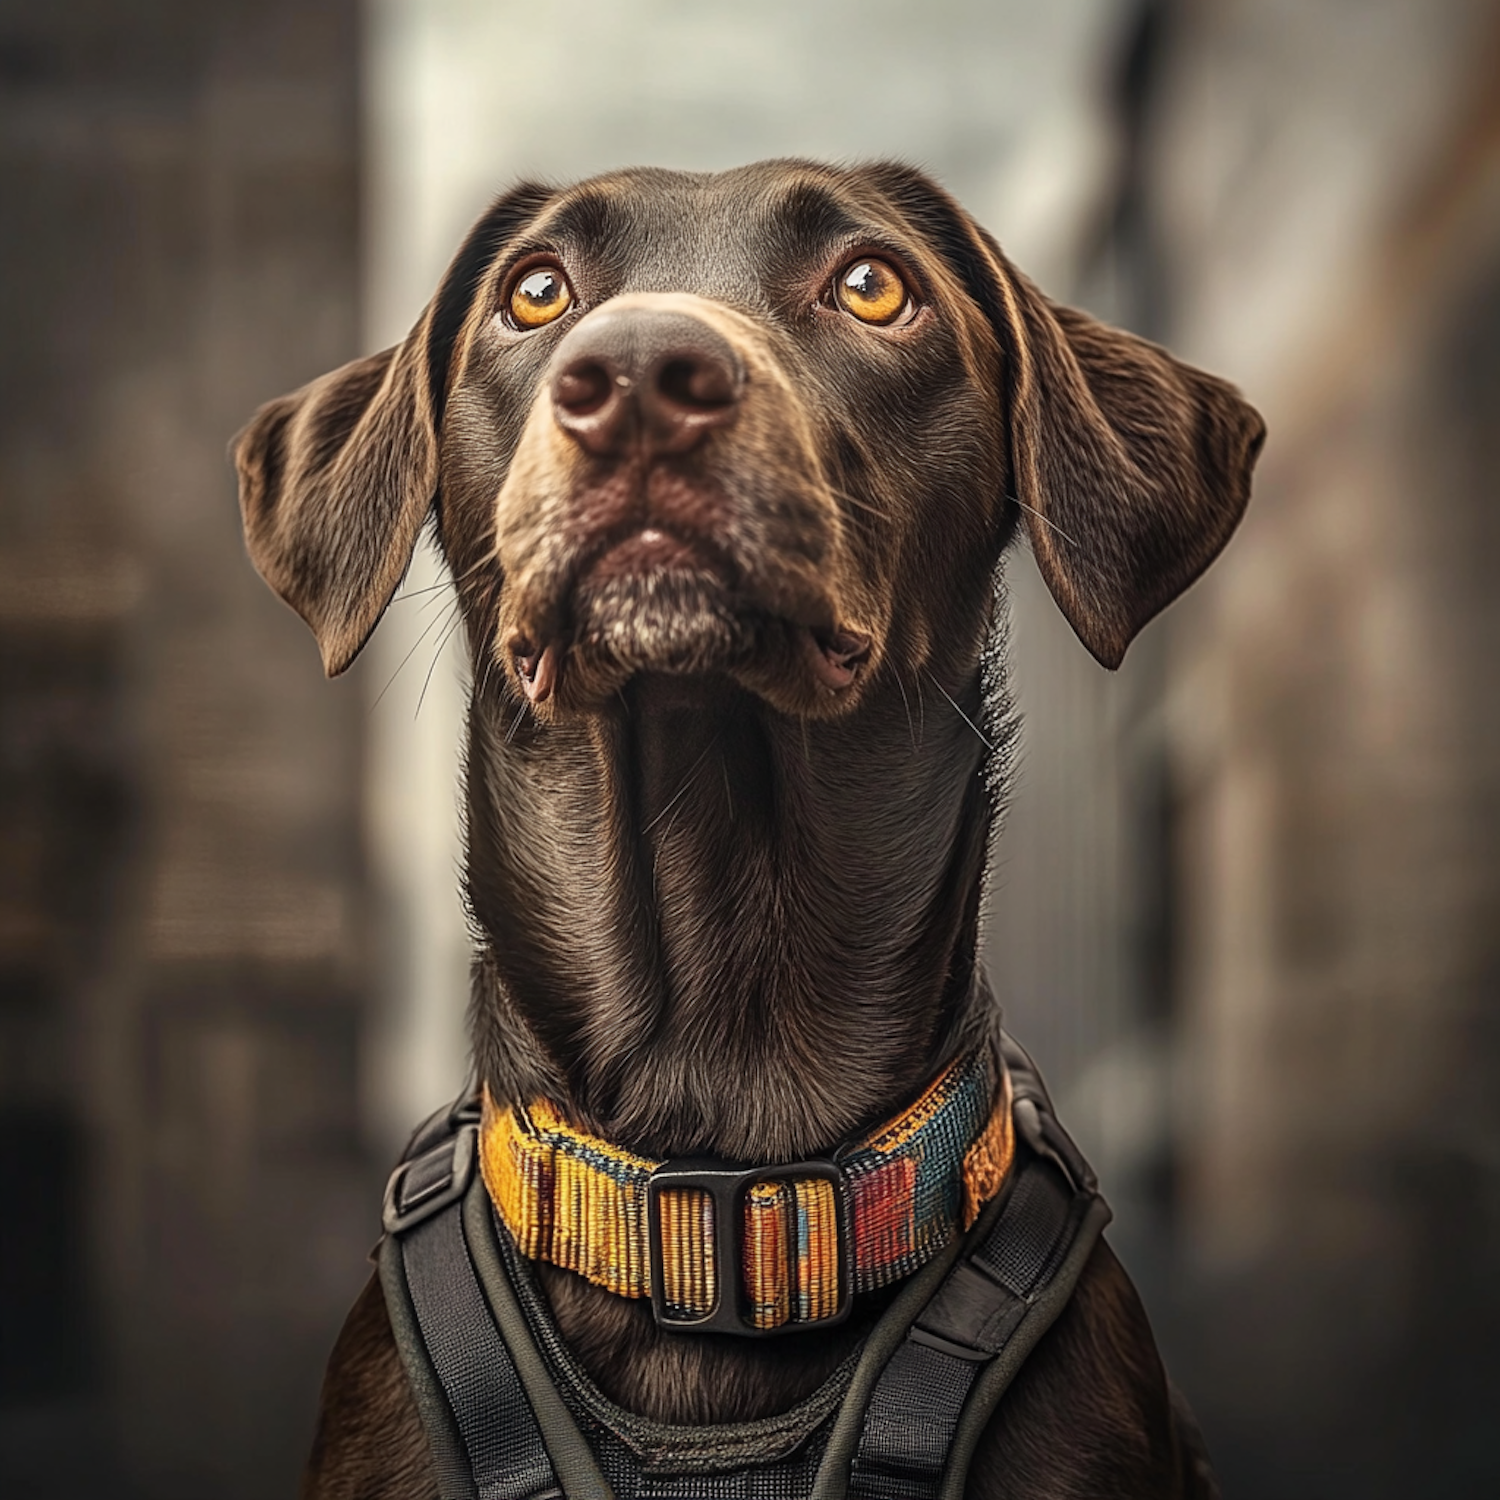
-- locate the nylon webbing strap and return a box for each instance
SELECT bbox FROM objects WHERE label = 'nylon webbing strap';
[404,1211,563,1500]
[845,1151,1090,1500]
[380,1038,1107,1500]
[478,1051,1013,1335]
[386,1110,564,1500]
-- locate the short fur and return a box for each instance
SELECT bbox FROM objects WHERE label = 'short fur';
[234,160,1262,1498]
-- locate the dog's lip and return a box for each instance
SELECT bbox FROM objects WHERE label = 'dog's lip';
[801,626,872,690]
[512,639,560,703]
[508,619,871,703]
[504,525,869,700]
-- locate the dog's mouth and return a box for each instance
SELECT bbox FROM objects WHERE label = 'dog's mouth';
[504,523,871,706]
[801,626,872,690]
[509,624,871,705]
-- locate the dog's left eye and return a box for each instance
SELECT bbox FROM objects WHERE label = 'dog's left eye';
[508,264,574,329]
[835,258,912,326]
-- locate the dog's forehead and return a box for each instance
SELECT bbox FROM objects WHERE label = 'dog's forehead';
[525,161,904,301]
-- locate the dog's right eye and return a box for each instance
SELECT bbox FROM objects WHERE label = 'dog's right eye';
[508,264,574,330]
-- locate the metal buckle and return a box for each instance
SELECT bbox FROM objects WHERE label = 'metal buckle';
[646,1157,853,1336]
[383,1123,478,1235]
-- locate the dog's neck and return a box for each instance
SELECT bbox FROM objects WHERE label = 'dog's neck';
[466,660,1001,1165]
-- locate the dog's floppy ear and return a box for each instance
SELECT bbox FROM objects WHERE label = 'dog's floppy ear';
[232,183,552,676]
[879,167,1264,667]
[234,340,433,676]
[990,252,1265,666]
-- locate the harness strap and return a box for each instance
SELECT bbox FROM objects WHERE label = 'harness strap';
[404,1203,562,1500]
[379,1101,579,1500]
[379,1035,1105,1500]
[845,1154,1105,1500]
[840,1034,1109,1500]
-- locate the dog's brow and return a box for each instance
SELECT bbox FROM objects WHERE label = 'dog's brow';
[529,187,629,251]
[765,180,865,246]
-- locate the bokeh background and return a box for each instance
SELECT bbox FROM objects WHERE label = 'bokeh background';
[2,1,1497,1495]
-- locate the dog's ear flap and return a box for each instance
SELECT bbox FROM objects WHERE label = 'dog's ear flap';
[234,337,437,676]
[885,161,1266,667]
[977,235,1263,666]
[991,250,1265,666]
[233,181,554,676]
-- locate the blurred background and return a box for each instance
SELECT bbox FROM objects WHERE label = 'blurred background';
[1,0,1496,1495]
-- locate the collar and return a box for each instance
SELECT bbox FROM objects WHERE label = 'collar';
[478,1050,1015,1336]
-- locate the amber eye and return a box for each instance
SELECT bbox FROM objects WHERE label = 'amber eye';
[835,258,910,325]
[508,264,573,329]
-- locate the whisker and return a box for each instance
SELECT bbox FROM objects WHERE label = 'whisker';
[370,601,458,713]
[823,481,887,519]
[415,606,466,718]
[483,633,508,704]
[474,630,497,703]
[426,542,499,600]
[445,543,502,587]
[392,540,497,605]
[894,670,918,753]
[923,668,994,752]
[388,579,455,603]
[419,586,460,617]
[1008,494,1080,550]
[658,800,688,848]
[642,738,718,834]
[503,698,530,744]
[369,544,510,720]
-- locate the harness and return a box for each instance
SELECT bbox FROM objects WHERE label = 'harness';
[378,1034,1108,1500]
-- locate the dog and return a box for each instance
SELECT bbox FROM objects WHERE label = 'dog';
[234,160,1262,1499]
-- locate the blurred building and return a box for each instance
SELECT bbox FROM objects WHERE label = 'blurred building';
[0,4,376,1496]
[1140,1,1500,1493]
[1,2,1496,1497]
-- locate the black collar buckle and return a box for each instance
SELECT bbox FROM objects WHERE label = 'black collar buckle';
[646,1157,854,1336]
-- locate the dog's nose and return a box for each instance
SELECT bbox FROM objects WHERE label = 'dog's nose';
[549,307,743,458]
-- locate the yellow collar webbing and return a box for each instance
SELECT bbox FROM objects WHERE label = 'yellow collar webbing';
[479,1050,1015,1333]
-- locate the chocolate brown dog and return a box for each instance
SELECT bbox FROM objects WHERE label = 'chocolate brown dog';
[234,160,1262,1498]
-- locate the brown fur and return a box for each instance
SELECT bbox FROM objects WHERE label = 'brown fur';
[234,160,1260,1497]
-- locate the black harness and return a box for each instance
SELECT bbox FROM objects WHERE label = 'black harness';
[378,1036,1108,1500]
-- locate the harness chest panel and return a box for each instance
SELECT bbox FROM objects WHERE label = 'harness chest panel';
[378,1036,1108,1500]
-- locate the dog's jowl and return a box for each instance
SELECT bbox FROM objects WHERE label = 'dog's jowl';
[234,161,1262,1500]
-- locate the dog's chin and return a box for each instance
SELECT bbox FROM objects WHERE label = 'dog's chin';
[515,569,872,717]
[571,570,758,687]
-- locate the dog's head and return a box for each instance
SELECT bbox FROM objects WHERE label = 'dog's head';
[234,161,1263,717]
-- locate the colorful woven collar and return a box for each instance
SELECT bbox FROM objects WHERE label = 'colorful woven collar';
[478,1050,1015,1336]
